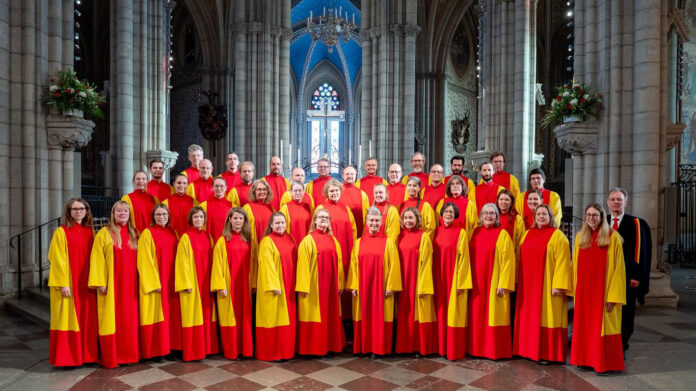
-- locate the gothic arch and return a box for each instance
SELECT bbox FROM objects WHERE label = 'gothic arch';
[302,60,350,114]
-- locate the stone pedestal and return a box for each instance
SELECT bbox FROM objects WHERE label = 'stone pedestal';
[45,115,95,150]
[46,114,95,202]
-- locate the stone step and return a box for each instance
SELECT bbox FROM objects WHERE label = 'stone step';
[5,296,50,329]
[24,287,51,306]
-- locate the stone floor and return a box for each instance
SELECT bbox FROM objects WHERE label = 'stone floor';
[2,266,695,391]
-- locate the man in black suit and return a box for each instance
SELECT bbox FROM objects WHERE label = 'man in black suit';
[606,187,652,351]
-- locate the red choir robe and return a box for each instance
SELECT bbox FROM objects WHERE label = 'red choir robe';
[211,234,254,359]
[147,179,173,202]
[296,231,346,355]
[401,171,431,186]
[513,227,571,362]
[175,228,219,361]
[473,181,504,212]
[396,228,437,355]
[279,199,313,245]
[515,188,563,226]
[182,165,200,182]
[356,174,387,204]
[256,232,297,361]
[432,224,472,360]
[467,226,516,360]
[492,171,520,199]
[227,181,253,207]
[264,173,290,211]
[387,182,407,210]
[346,232,402,355]
[569,230,626,373]
[243,201,274,288]
[306,175,331,206]
[399,197,437,239]
[499,212,526,248]
[368,201,401,242]
[317,200,357,318]
[163,193,195,238]
[88,225,139,368]
[279,191,315,212]
[200,195,233,241]
[423,182,446,208]
[121,190,156,233]
[444,174,476,202]
[186,177,214,204]
[340,183,369,237]
[220,170,241,192]
[137,226,180,358]
[48,223,98,367]
[436,195,479,239]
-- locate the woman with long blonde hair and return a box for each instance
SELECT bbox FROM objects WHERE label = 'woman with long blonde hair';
[569,203,626,375]
[88,201,140,368]
[121,170,157,233]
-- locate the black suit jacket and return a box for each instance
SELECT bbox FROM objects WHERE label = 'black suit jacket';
[609,214,652,301]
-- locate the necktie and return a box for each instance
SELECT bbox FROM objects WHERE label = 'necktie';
[612,217,619,230]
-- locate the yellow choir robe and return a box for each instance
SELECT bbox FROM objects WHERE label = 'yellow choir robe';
[378,204,401,242]
[296,233,345,321]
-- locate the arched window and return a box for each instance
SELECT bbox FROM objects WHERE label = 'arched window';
[311,83,340,111]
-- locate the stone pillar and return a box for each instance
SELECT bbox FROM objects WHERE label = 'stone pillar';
[111,0,134,193]
[45,115,95,201]
[0,0,10,299]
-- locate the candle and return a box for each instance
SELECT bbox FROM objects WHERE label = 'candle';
[323,7,325,16]
[353,13,355,24]
[310,10,312,20]
[349,149,352,165]
[298,148,301,166]
[358,144,362,170]
[280,139,283,166]
[339,6,342,16]
[289,143,292,169]
[369,140,372,157]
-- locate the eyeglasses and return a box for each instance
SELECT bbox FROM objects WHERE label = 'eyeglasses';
[70,207,87,212]
[154,213,169,217]
[481,211,497,216]
[316,216,330,220]
[585,213,601,218]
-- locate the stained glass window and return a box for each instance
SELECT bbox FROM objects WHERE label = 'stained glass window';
[311,83,340,111]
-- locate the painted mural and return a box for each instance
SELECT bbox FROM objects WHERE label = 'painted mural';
[681,1,696,163]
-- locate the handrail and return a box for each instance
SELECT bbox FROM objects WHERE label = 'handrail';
[10,217,61,299]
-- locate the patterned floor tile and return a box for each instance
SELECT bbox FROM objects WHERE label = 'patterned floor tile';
[179,367,238,387]
[140,377,198,391]
[338,358,390,374]
[469,360,545,390]
[117,367,174,389]
[368,365,426,386]
[241,365,301,387]
[219,359,273,376]
[278,358,331,375]
[205,377,265,391]
[429,364,486,385]
[305,366,364,386]
[158,361,211,377]
[339,375,400,391]
[274,376,333,391]
[396,358,448,374]
[405,375,464,391]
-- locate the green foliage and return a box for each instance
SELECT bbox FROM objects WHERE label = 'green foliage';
[42,70,106,119]
[541,82,602,129]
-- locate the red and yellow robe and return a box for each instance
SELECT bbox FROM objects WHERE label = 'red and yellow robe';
[467,226,516,360]
[174,228,219,361]
[279,199,313,245]
[163,193,195,238]
[423,182,446,208]
[368,201,401,242]
[227,181,252,207]
[137,226,180,358]
[395,228,437,355]
[386,182,407,210]
[48,223,98,367]
[220,170,241,192]
[473,181,504,212]
[514,227,571,362]
[256,232,297,361]
[492,171,520,199]
[401,171,431,186]
[121,190,157,233]
[340,183,369,237]
[346,233,402,355]
[182,165,200,182]
[264,173,290,211]
[444,174,476,202]
[88,225,139,368]
[200,195,233,241]
[243,201,274,290]
[147,179,173,202]
[499,212,526,249]
[211,234,254,359]
[296,230,346,355]
[436,195,478,239]
[317,200,357,319]
[279,190,314,212]
[569,230,626,372]
[306,175,331,206]
[186,176,214,203]
[515,188,563,226]
[399,197,437,239]
[356,174,387,204]
[432,224,472,360]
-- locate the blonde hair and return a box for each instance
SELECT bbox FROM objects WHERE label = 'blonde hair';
[322,178,344,198]
[400,207,422,230]
[576,203,613,249]
[108,201,139,249]
[309,209,333,235]
[222,207,251,242]
[248,179,273,204]
[531,204,557,229]
[62,198,93,228]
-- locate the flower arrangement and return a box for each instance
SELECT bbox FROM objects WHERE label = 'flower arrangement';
[43,70,105,119]
[542,81,602,128]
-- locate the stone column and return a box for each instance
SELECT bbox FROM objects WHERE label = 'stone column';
[111,0,134,193]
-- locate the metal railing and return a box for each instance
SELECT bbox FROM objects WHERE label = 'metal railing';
[10,217,61,299]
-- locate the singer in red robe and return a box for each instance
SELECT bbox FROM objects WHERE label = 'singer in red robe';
[88,201,140,368]
[305,158,332,205]
[340,166,369,237]
[228,161,255,207]
[473,163,504,212]
[467,204,516,360]
[386,164,407,209]
[432,202,472,360]
[401,153,430,186]
[200,178,234,240]
[496,190,525,247]
[395,208,437,356]
[489,152,521,199]
[400,177,437,238]
[242,180,275,288]
[137,205,181,358]
[435,175,478,238]
[264,156,290,211]
[186,159,215,203]
[279,181,313,245]
[146,159,172,202]
[296,209,346,356]
[220,152,242,191]
[422,164,446,208]
[515,169,562,226]
[48,198,98,367]
[164,174,195,237]
[513,204,571,363]
[122,170,157,233]
[346,208,402,356]
[211,208,254,359]
[175,207,219,361]
[181,144,204,182]
[356,158,388,204]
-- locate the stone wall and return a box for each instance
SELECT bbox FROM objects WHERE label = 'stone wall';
[680,1,696,164]
[444,56,478,175]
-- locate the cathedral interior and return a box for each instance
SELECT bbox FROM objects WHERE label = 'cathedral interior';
[1,0,696,389]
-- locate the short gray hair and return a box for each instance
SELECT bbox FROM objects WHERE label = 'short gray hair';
[607,187,628,201]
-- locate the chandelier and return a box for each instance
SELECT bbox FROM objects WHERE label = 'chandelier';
[306,5,357,53]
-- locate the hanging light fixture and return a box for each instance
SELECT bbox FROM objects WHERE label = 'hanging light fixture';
[306,2,358,53]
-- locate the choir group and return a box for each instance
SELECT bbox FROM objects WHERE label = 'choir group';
[47,145,632,376]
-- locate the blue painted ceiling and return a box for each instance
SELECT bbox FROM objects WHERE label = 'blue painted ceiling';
[291,0,361,87]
